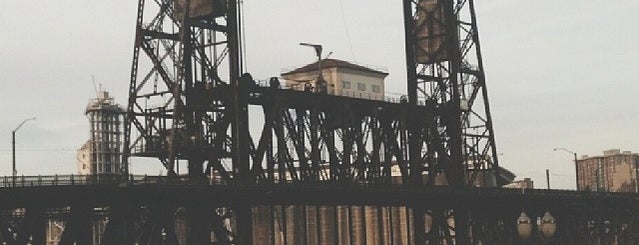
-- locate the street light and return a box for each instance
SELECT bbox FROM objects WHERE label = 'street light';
[540,211,557,239]
[517,212,533,241]
[517,211,557,243]
[299,42,332,94]
[12,117,36,185]
[553,147,580,190]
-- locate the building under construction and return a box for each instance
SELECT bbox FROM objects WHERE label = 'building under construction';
[56,90,124,244]
[77,90,124,176]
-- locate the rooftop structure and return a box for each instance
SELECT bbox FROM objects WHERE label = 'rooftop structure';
[281,59,389,100]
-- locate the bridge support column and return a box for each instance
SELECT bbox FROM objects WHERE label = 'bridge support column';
[455,209,469,245]
[102,204,137,245]
[235,202,253,245]
[60,205,92,245]
[16,207,45,245]
[137,204,178,245]
[186,203,212,245]
[413,207,425,245]
[0,210,16,244]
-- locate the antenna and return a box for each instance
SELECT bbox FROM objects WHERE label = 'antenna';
[325,51,334,60]
[91,75,99,96]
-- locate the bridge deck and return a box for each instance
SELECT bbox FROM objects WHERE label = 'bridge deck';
[1,175,637,218]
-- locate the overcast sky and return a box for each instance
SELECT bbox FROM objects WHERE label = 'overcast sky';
[0,1,637,189]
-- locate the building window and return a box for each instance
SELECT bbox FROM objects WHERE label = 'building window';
[372,85,380,93]
[342,81,351,89]
[357,83,366,91]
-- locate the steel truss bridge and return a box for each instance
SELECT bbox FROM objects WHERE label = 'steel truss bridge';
[2,0,639,244]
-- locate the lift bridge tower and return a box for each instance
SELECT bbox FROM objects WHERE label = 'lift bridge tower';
[123,0,249,243]
[402,0,500,187]
[123,0,500,243]
[398,0,501,242]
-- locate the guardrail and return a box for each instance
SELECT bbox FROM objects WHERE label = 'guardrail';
[252,78,411,104]
[0,174,224,188]
[5,174,638,197]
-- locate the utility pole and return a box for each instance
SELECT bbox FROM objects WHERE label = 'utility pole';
[635,158,639,193]
[554,148,580,190]
[12,117,36,186]
[573,152,579,190]
[546,169,550,190]
[596,168,600,192]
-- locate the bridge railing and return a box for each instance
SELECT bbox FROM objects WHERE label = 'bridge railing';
[3,175,638,196]
[0,174,209,188]
[252,78,411,104]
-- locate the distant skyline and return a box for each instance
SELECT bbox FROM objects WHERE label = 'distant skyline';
[1,1,637,189]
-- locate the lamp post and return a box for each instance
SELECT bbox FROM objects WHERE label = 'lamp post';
[12,117,36,186]
[299,43,333,94]
[517,211,557,244]
[517,212,533,242]
[553,147,579,190]
[540,211,557,240]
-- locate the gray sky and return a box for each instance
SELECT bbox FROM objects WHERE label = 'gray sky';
[0,1,637,189]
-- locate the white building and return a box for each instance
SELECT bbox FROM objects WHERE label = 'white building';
[281,59,388,100]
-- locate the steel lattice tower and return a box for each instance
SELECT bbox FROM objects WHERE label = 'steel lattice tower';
[122,0,249,243]
[401,1,501,243]
[403,0,500,187]
[123,0,245,179]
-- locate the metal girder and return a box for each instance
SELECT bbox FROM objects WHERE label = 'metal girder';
[248,87,435,185]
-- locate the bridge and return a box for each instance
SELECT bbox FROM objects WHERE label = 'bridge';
[3,0,638,244]
[1,175,639,244]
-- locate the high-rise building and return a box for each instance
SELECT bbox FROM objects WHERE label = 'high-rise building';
[77,91,124,176]
[577,149,639,192]
[281,59,389,101]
